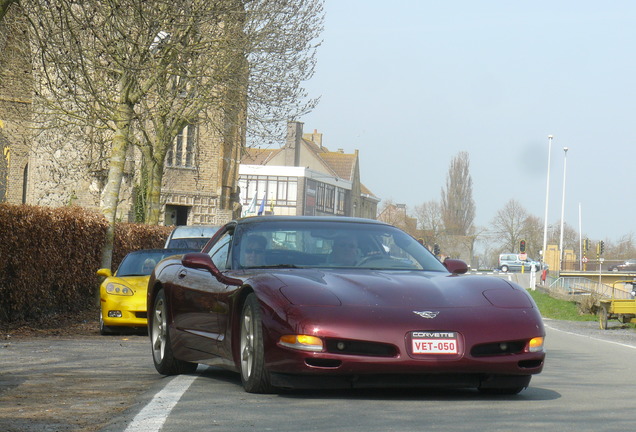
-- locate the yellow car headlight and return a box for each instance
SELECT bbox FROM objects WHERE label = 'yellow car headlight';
[105,283,134,296]
[279,334,324,352]
[528,337,544,352]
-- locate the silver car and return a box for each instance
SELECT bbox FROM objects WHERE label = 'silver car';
[164,225,220,250]
[498,253,541,273]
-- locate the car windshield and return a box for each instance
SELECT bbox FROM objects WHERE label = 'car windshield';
[234,220,447,272]
[166,237,211,250]
[116,249,195,276]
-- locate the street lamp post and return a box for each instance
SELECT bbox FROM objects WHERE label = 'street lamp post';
[558,147,569,272]
[542,135,553,269]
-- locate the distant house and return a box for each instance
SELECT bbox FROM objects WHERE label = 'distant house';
[238,121,379,219]
[377,203,418,236]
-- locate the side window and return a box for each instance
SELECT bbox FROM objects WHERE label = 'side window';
[208,231,232,270]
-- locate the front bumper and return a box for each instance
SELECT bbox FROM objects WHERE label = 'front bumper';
[100,295,147,327]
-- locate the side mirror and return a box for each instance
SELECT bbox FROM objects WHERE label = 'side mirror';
[443,258,468,275]
[182,252,241,285]
[96,268,112,277]
[182,252,215,271]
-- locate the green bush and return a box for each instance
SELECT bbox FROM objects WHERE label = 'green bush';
[0,203,171,324]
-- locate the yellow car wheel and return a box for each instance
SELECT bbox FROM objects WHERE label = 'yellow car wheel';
[99,313,115,335]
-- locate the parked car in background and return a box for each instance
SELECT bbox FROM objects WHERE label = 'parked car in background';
[498,253,542,273]
[164,225,220,250]
[608,259,636,272]
[97,248,195,335]
[148,216,545,394]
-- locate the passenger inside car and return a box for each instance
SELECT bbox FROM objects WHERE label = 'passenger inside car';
[243,235,267,267]
[142,258,157,274]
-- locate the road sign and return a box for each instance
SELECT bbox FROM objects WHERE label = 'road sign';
[519,253,527,261]
[582,257,589,263]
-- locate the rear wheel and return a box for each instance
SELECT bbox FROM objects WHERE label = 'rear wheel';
[151,289,197,375]
[240,294,273,393]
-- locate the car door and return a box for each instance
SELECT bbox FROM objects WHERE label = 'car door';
[171,229,234,356]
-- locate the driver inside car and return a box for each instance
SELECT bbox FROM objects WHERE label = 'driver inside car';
[328,235,360,266]
[243,235,267,267]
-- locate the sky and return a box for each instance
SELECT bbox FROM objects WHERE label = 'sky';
[299,0,636,243]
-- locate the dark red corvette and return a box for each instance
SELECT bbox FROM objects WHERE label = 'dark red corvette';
[148,216,545,394]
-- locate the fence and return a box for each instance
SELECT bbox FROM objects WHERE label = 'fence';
[546,276,634,300]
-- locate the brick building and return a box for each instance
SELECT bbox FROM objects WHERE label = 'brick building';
[0,8,238,226]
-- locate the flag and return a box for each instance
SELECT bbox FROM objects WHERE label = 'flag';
[242,194,257,217]
[257,193,266,215]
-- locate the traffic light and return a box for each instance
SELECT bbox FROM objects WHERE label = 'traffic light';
[583,238,589,252]
[433,244,440,256]
[519,240,526,253]
[599,241,605,255]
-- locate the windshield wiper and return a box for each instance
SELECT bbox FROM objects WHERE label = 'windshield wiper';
[257,264,300,269]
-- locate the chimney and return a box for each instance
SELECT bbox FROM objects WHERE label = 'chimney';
[303,128,323,148]
[285,121,303,166]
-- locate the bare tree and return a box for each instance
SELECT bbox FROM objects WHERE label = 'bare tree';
[521,215,544,259]
[0,0,17,21]
[608,233,636,260]
[377,199,417,237]
[440,151,475,235]
[414,200,443,246]
[18,0,323,267]
[547,221,578,253]
[490,199,529,253]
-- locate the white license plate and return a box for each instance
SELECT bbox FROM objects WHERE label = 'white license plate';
[411,331,458,354]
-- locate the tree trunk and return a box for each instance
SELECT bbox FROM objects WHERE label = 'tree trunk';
[100,99,134,269]
[145,151,164,225]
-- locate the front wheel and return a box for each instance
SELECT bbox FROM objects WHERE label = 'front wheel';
[99,313,116,335]
[478,386,525,395]
[150,289,197,375]
[240,294,273,393]
[478,375,530,395]
[500,265,509,273]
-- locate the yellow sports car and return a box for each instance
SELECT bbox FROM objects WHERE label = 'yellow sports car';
[97,248,194,335]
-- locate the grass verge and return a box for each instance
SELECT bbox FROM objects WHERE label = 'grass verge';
[527,289,596,321]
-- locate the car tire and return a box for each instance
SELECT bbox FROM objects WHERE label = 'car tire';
[478,386,525,395]
[150,289,198,375]
[99,313,115,335]
[478,375,530,395]
[501,265,509,273]
[240,293,274,393]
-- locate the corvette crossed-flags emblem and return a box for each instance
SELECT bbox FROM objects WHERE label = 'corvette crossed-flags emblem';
[413,311,440,319]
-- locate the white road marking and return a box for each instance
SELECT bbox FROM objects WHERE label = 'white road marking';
[544,322,636,350]
[124,374,197,432]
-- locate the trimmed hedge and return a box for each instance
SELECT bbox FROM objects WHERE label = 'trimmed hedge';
[0,203,172,323]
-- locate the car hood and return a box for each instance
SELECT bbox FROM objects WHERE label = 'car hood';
[271,269,532,309]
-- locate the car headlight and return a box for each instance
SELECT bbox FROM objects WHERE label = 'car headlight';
[528,337,544,353]
[279,334,324,352]
[105,283,134,296]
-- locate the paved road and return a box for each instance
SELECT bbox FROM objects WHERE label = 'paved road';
[1,319,636,432]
